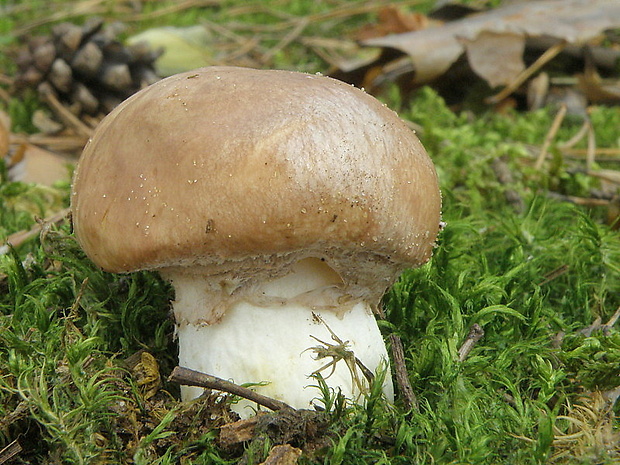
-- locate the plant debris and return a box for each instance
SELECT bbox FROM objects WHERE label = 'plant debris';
[1,1,620,464]
[14,18,161,121]
[336,0,620,109]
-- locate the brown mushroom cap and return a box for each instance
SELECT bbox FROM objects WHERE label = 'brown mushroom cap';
[72,67,441,298]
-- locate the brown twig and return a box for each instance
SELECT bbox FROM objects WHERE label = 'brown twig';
[559,118,590,150]
[535,103,567,170]
[374,304,418,411]
[562,148,620,157]
[538,264,570,286]
[580,306,620,337]
[545,191,611,210]
[605,306,620,328]
[388,333,418,411]
[18,133,89,154]
[169,366,293,412]
[458,324,484,362]
[0,207,71,255]
[586,169,620,185]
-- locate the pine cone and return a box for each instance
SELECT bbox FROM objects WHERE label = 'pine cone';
[15,18,162,117]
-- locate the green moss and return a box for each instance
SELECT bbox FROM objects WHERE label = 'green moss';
[1,1,619,463]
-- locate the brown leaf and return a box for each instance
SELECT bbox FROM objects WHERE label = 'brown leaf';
[361,0,620,87]
[8,143,71,186]
[578,69,620,104]
[355,6,429,40]
[132,352,161,400]
[463,31,525,88]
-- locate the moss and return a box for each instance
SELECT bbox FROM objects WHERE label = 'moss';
[1,1,619,463]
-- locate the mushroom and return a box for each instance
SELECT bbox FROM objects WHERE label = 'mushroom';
[71,67,441,415]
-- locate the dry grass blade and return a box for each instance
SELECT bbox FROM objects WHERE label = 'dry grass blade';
[561,147,620,161]
[259,18,309,64]
[13,0,221,35]
[550,393,620,463]
[227,0,423,24]
[538,264,570,286]
[586,120,596,170]
[13,0,122,36]
[535,103,567,170]
[126,0,222,22]
[559,119,590,150]
[586,169,620,185]
[0,87,11,104]
[0,440,22,465]
[546,192,610,207]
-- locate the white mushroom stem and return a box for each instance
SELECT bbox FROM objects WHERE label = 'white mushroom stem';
[163,258,394,416]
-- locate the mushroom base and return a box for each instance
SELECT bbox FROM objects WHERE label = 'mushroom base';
[166,258,394,416]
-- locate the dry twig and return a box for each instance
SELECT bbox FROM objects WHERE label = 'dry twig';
[458,324,484,362]
[388,333,418,411]
[580,305,620,337]
[538,264,570,286]
[169,366,293,412]
[0,207,71,255]
[561,147,620,163]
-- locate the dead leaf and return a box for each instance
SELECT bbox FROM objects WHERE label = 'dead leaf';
[463,31,525,88]
[360,0,620,87]
[578,68,620,104]
[355,6,429,40]
[8,143,72,186]
[132,352,162,400]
